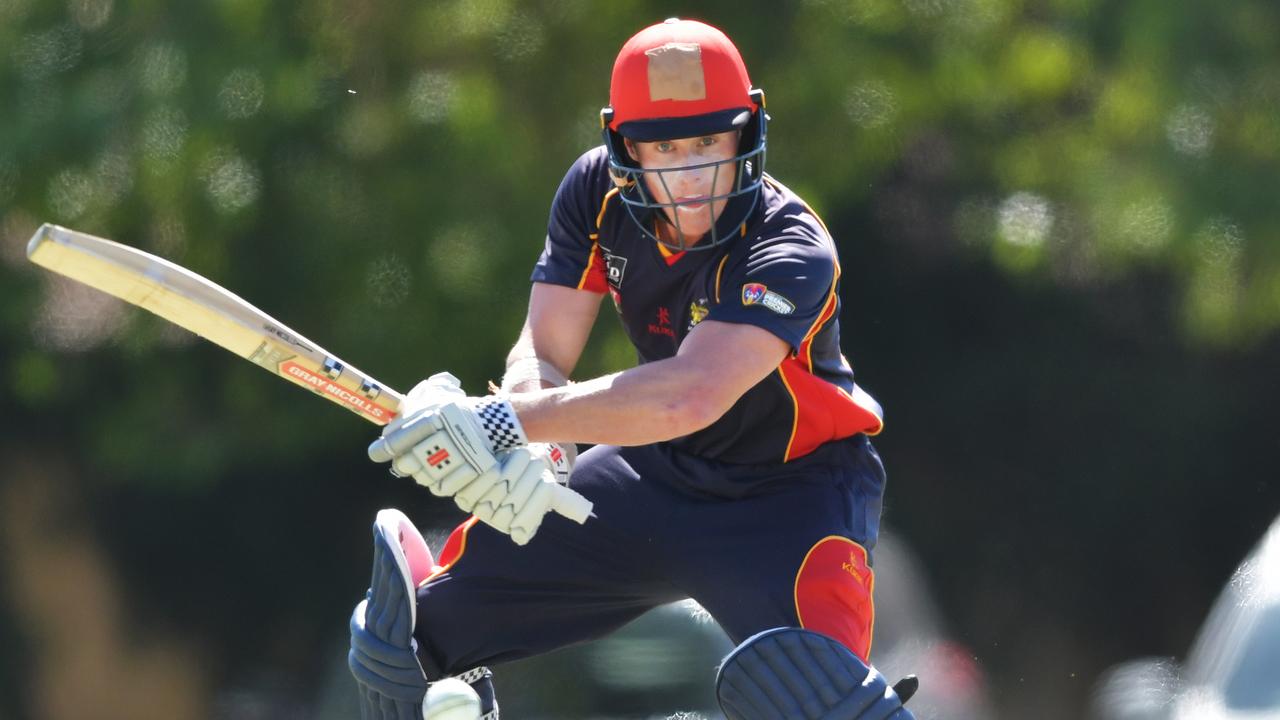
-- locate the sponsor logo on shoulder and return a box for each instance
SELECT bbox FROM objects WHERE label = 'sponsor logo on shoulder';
[604,252,628,287]
[741,283,795,315]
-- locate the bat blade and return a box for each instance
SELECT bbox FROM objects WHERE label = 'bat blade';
[27,224,594,524]
[26,223,404,425]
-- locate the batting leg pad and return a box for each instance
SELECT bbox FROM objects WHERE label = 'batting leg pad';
[348,509,434,720]
[716,627,916,720]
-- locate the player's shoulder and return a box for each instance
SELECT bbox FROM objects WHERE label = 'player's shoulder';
[734,175,837,269]
[559,145,615,195]
[757,175,831,245]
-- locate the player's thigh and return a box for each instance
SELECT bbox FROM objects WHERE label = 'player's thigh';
[413,444,684,675]
[673,444,883,660]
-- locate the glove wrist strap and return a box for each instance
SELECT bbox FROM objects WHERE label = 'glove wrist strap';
[472,396,528,452]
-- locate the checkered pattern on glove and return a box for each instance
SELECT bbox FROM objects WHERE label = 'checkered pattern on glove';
[473,397,528,452]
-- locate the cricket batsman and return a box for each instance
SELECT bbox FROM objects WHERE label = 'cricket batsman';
[347,18,917,720]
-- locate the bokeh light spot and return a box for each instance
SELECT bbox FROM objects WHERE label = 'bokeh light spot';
[69,0,112,30]
[47,169,96,220]
[1115,197,1173,255]
[495,12,545,60]
[14,25,84,81]
[1194,217,1244,266]
[202,151,261,213]
[218,68,265,119]
[140,107,189,162]
[998,192,1053,248]
[427,223,496,297]
[407,71,458,124]
[364,254,412,309]
[136,42,188,96]
[845,80,898,129]
[33,275,128,351]
[1166,104,1214,157]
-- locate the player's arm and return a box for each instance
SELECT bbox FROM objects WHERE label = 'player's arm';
[508,319,789,446]
[500,282,602,394]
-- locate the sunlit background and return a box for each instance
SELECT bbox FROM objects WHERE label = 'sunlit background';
[2,0,1278,718]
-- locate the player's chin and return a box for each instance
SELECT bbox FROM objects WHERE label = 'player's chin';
[670,207,719,233]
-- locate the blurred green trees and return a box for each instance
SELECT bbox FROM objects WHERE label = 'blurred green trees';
[2,1,1278,718]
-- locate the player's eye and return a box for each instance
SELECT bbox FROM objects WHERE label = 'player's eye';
[655,141,674,153]
[698,135,717,147]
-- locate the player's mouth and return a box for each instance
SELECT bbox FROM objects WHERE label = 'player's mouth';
[677,195,709,210]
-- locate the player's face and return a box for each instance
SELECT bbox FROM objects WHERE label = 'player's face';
[626,131,740,246]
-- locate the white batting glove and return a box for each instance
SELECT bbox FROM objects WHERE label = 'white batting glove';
[369,373,528,496]
[457,443,577,545]
[368,374,593,537]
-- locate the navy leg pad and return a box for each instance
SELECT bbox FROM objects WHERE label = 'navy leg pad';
[716,627,916,720]
[348,516,429,719]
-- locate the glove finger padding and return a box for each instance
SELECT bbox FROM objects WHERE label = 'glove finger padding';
[485,454,544,530]
[508,480,556,546]
[453,466,505,514]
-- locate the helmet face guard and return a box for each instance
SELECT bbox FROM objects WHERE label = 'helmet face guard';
[601,89,768,252]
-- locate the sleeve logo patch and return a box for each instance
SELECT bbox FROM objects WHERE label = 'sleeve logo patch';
[741,283,795,315]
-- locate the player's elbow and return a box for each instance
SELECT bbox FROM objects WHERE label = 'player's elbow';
[663,384,733,436]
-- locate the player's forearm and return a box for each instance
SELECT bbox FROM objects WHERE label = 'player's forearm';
[508,359,726,446]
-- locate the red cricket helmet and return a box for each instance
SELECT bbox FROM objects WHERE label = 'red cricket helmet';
[600,18,768,251]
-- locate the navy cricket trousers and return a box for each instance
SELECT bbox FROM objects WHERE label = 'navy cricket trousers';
[411,434,886,678]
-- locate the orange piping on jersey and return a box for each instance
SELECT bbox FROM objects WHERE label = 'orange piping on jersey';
[656,241,686,265]
[714,255,730,304]
[421,516,481,586]
[793,536,876,661]
[578,187,622,290]
[596,187,620,229]
[800,288,840,371]
[577,241,605,290]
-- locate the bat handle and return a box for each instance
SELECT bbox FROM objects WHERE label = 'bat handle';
[551,485,593,524]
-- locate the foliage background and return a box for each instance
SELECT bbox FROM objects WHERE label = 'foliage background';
[1,0,1278,717]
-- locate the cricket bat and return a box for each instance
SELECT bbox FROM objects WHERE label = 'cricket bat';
[26,223,592,523]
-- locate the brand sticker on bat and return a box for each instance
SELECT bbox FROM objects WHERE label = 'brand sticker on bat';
[263,323,315,352]
[280,360,396,422]
[250,342,294,371]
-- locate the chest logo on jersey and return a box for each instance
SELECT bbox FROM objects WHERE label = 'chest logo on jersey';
[648,307,675,338]
[604,252,628,287]
[688,298,710,331]
[742,283,795,315]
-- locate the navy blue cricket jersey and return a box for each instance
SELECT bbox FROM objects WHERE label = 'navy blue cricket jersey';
[531,146,883,465]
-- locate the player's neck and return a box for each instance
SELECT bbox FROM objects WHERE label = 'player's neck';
[655,218,706,250]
